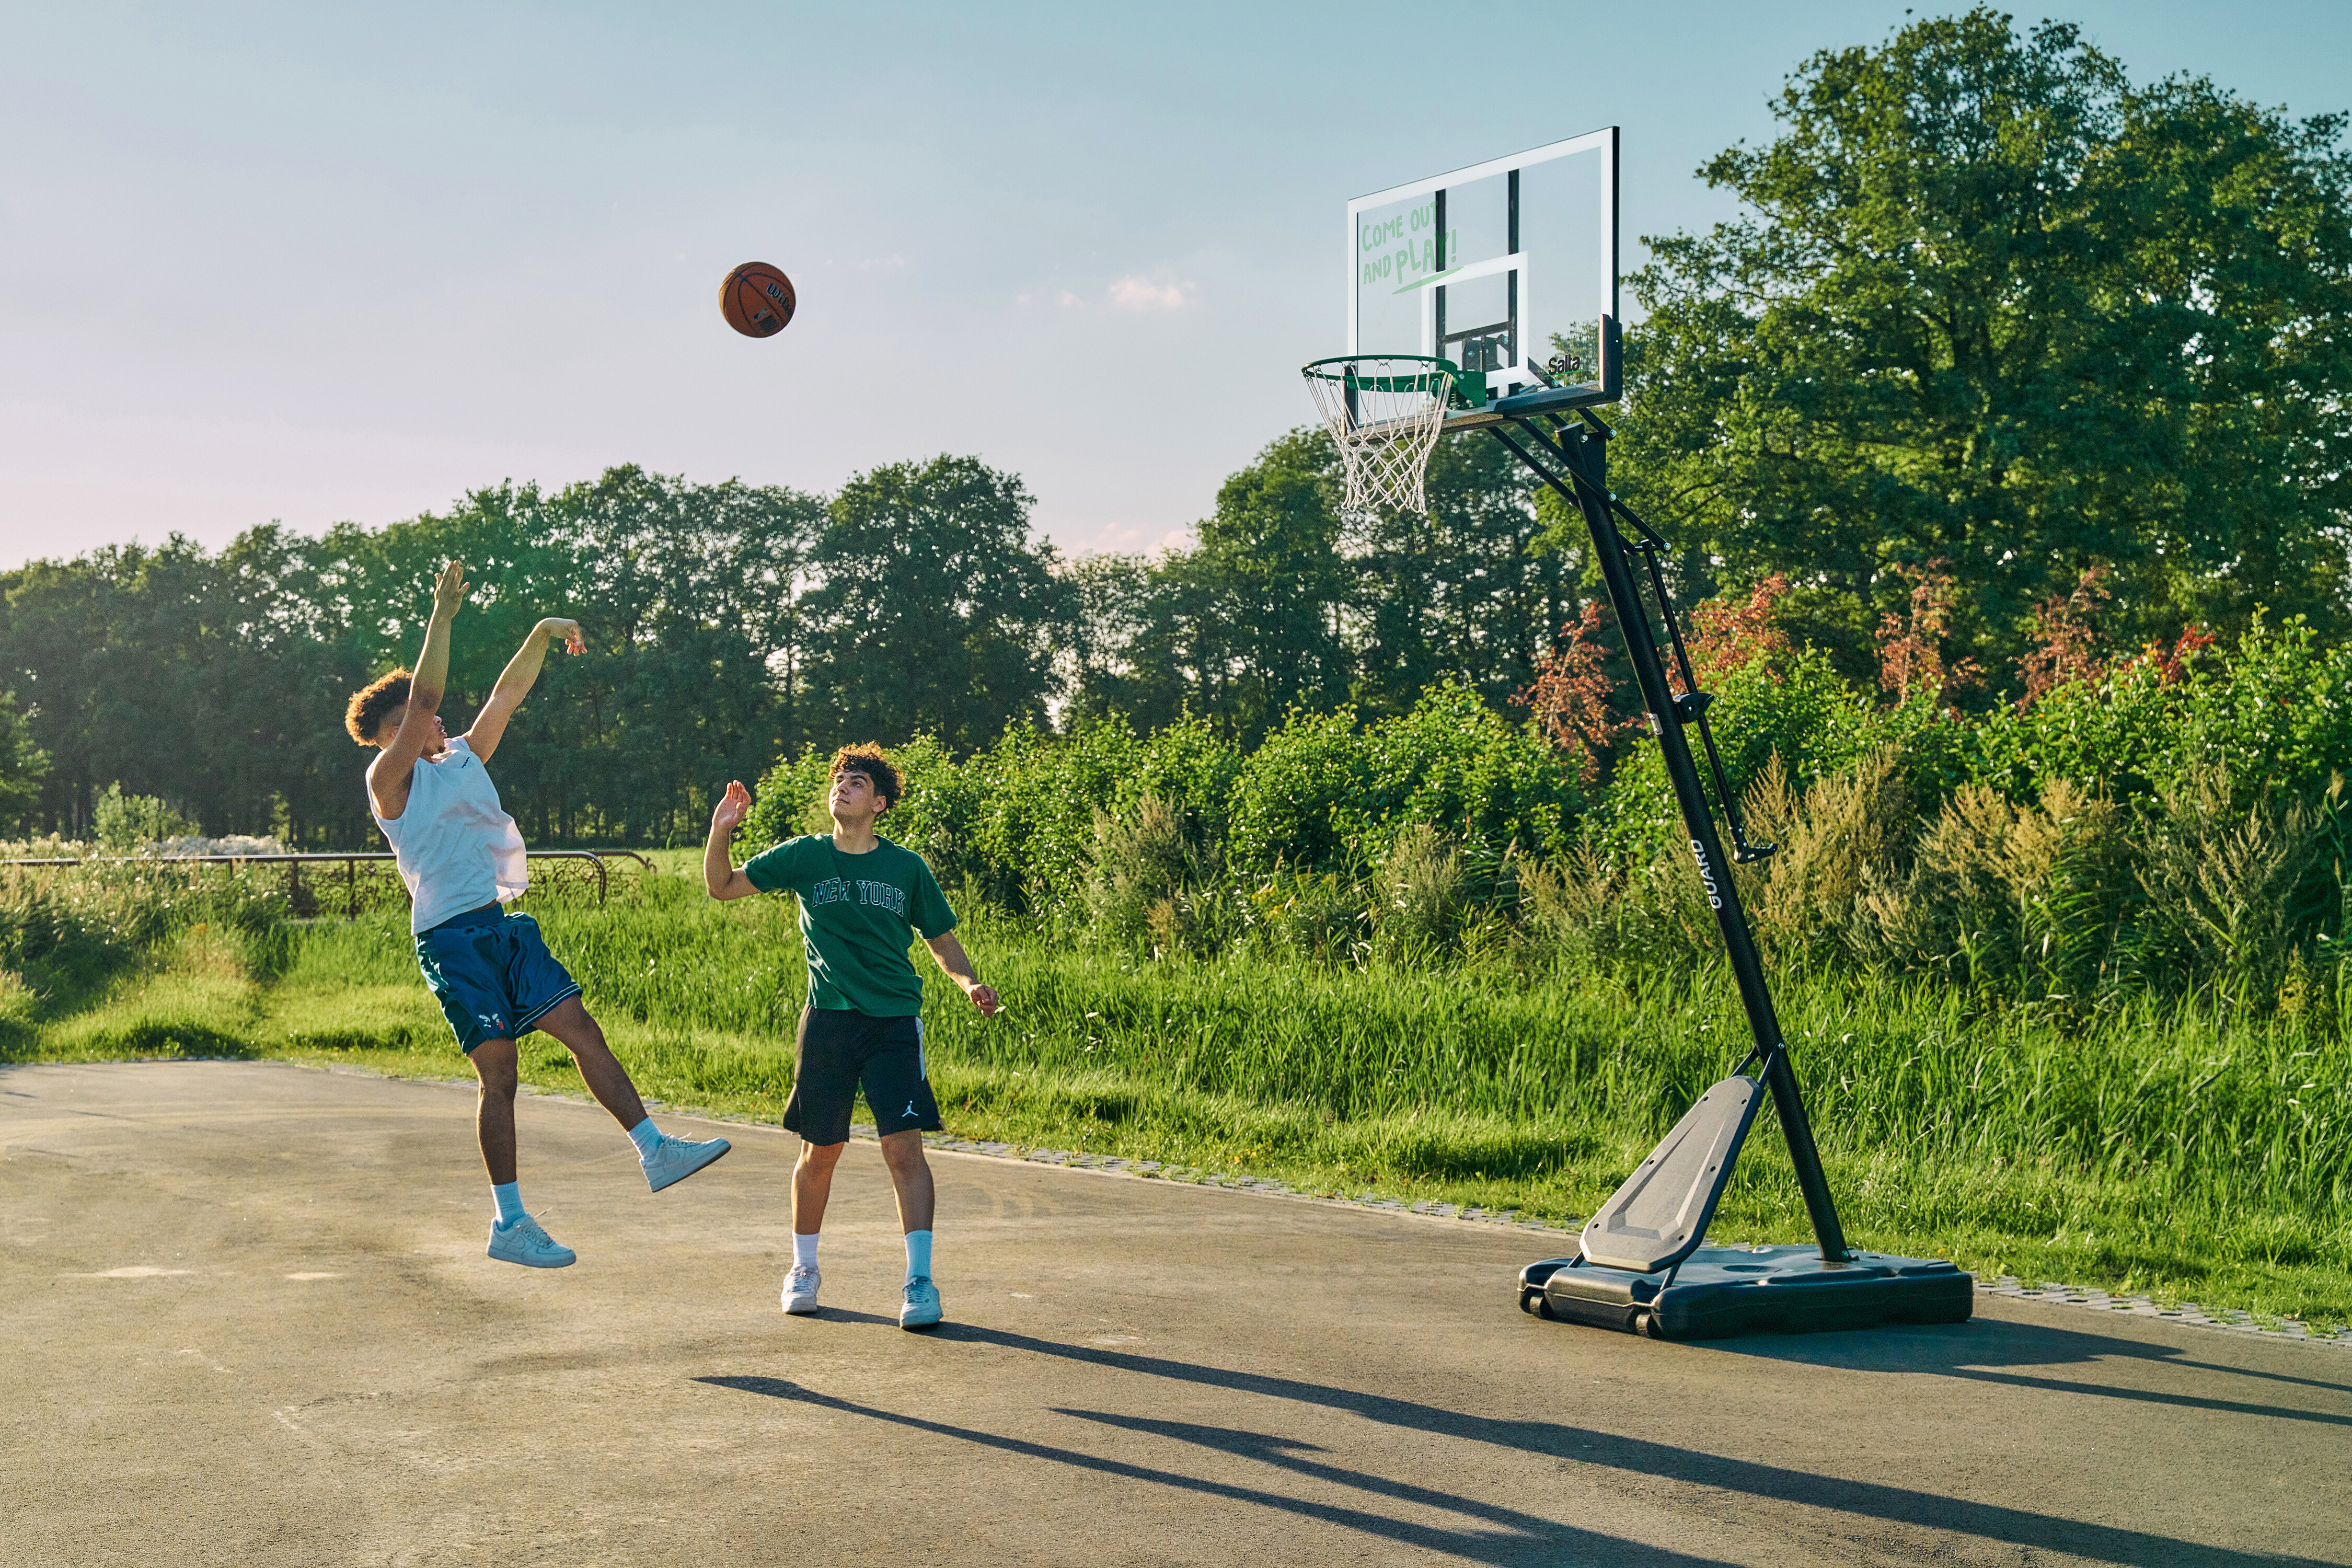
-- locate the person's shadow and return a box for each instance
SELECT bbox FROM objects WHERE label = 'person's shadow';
[700,1312,2347,1566]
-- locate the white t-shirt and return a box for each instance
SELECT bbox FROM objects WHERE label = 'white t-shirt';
[370,735,528,934]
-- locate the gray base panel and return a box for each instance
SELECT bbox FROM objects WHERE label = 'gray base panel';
[1519,1246,1974,1341]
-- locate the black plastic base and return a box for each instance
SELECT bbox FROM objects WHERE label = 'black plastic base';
[1518,1245,1973,1341]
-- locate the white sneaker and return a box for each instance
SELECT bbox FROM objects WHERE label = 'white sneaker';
[487,1213,575,1269]
[643,1133,731,1193]
[899,1275,943,1330]
[781,1264,822,1315]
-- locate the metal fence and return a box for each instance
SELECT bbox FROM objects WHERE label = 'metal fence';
[0,849,655,917]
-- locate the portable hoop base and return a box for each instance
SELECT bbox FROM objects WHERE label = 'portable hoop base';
[1458,387,1967,1343]
[1519,1248,1974,1341]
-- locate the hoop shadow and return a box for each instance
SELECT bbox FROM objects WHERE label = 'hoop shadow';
[697,1374,1734,1567]
[1700,1312,2352,1428]
[698,1319,2340,1566]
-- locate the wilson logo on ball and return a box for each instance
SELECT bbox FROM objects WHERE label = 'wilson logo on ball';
[720,262,797,338]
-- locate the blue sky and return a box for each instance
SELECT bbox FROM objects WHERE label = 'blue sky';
[2,1,2346,568]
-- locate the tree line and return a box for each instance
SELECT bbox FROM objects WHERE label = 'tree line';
[0,436,1571,848]
[0,8,2343,850]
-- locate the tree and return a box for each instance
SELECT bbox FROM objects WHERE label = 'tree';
[1189,429,1353,741]
[371,468,824,845]
[1616,8,2352,683]
[0,538,226,837]
[0,693,48,832]
[538,466,822,842]
[802,455,1072,752]
[1063,550,1233,734]
[1349,432,1569,718]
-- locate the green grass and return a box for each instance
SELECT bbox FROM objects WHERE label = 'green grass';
[8,859,2349,1329]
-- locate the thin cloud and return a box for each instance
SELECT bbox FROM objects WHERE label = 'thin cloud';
[1109,276,1192,312]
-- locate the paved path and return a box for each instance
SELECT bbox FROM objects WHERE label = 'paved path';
[4,1060,2346,1567]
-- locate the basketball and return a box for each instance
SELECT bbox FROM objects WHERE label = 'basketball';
[720,262,796,338]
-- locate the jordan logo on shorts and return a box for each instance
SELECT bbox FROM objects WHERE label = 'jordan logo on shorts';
[903,1100,917,1118]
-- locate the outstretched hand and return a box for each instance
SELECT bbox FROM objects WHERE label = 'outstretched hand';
[711,779,753,835]
[538,617,586,656]
[966,982,1001,1017]
[432,560,468,619]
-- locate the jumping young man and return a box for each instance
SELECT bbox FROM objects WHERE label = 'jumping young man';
[704,746,998,1329]
[348,560,731,1269]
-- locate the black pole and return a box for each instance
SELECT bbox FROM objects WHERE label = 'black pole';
[1489,417,1850,1262]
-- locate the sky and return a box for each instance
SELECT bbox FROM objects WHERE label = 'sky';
[2,1,2347,570]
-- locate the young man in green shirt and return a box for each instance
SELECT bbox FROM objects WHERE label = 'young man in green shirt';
[704,744,998,1329]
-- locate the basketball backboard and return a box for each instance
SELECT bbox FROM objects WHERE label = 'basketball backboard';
[1344,126,1619,420]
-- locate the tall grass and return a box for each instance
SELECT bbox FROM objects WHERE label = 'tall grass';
[5,839,2349,1324]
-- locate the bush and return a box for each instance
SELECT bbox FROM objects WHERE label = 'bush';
[1086,794,1226,956]
[1241,869,1365,965]
[1227,684,1581,876]
[91,786,200,853]
[1589,645,1885,865]
[1369,824,1469,964]
[721,626,2352,1013]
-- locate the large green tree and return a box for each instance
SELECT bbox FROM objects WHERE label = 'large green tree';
[1350,432,1572,718]
[1069,429,1575,739]
[1616,8,2352,679]
[802,455,1071,752]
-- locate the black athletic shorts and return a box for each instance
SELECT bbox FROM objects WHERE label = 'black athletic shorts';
[782,1007,944,1147]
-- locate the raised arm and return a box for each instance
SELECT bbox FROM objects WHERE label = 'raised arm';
[705,780,760,901]
[464,617,585,764]
[924,932,1000,1016]
[366,560,466,821]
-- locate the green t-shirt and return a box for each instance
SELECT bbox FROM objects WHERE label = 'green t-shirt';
[742,833,958,1017]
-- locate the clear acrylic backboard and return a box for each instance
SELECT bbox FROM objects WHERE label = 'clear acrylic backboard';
[1346,126,1620,410]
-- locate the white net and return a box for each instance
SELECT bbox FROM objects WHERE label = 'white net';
[1302,356,1458,517]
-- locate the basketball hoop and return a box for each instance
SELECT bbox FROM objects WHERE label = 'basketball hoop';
[1301,355,1464,517]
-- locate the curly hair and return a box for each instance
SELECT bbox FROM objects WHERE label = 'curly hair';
[831,742,902,811]
[344,670,413,746]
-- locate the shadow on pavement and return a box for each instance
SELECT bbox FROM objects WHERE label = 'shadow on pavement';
[699,1319,2339,1567]
[696,1374,1736,1567]
[1705,1314,2352,1427]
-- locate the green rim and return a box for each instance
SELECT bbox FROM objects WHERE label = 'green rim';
[1301,354,1463,396]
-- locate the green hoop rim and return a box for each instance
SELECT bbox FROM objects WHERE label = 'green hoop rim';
[1301,353,1462,395]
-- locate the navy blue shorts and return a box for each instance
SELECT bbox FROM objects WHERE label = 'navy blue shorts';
[415,903,583,1054]
[783,1007,943,1146]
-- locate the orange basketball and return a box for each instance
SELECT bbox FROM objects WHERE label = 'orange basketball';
[720,262,796,338]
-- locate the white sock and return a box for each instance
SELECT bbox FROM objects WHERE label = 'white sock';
[904,1229,933,1281]
[492,1181,524,1226]
[793,1232,820,1270]
[626,1117,663,1159]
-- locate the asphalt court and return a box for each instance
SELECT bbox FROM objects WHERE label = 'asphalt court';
[4,1060,2346,1567]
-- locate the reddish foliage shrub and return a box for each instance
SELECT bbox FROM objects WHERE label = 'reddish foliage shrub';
[1516,601,1642,782]
[1875,558,1981,705]
[2016,567,2113,709]
[1687,574,1791,685]
[2152,623,2217,685]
